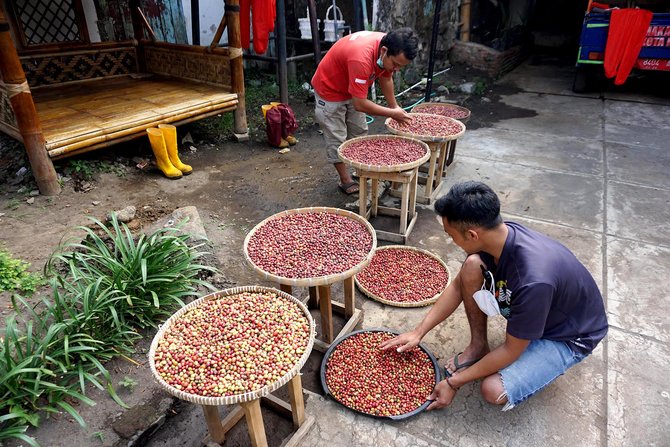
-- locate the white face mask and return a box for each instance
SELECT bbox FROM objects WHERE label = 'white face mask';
[472,270,501,317]
[376,49,385,69]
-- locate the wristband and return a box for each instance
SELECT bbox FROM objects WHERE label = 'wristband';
[446,377,459,391]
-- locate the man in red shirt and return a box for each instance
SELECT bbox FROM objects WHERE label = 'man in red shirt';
[311,28,419,194]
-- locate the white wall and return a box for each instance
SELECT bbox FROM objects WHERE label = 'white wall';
[181,0,229,46]
[82,0,101,42]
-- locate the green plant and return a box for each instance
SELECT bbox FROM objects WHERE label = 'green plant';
[0,247,43,295]
[119,376,138,391]
[5,198,20,210]
[46,214,217,329]
[92,431,104,442]
[64,160,96,181]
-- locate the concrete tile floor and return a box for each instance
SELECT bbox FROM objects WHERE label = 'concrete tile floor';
[302,61,670,446]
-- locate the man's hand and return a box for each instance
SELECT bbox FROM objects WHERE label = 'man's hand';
[378,330,421,353]
[426,379,456,411]
[389,107,412,124]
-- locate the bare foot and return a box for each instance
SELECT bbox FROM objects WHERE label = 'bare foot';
[445,346,490,377]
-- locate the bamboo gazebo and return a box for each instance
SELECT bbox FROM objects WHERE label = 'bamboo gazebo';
[0,0,247,195]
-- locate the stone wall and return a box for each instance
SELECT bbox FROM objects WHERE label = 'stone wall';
[449,40,529,78]
[373,0,459,84]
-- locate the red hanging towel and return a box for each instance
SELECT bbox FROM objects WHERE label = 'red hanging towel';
[252,0,276,54]
[240,0,251,49]
[614,9,652,85]
[603,9,653,85]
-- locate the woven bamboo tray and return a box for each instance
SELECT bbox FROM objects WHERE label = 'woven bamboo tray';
[320,328,442,420]
[243,207,377,287]
[385,113,466,143]
[411,103,471,123]
[337,135,430,173]
[148,286,316,406]
[354,245,451,308]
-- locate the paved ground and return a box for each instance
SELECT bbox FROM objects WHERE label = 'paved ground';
[3,58,668,447]
[300,61,670,446]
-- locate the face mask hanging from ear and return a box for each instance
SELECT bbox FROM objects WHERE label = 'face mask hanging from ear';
[376,49,385,69]
[472,269,501,317]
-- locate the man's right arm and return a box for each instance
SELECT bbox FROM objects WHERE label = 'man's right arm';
[379,269,466,352]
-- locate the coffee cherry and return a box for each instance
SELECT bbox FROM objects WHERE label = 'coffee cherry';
[246,212,373,279]
[387,113,465,138]
[340,137,427,167]
[412,103,470,121]
[356,247,449,305]
[154,291,311,397]
[324,331,436,416]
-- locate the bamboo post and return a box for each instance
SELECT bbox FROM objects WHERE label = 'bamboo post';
[225,0,248,137]
[209,13,227,51]
[0,9,60,195]
[460,0,471,42]
[129,0,147,71]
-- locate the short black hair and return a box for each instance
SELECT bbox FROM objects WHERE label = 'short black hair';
[380,28,419,60]
[434,181,503,232]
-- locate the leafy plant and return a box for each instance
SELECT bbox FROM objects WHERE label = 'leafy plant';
[1,215,217,446]
[64,160,96,181]
[5,198,20,210]
[119,376,138,391]
[46,214,217,329]
[0,247,43,295]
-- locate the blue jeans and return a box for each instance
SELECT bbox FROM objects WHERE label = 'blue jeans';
[499,339,588,410]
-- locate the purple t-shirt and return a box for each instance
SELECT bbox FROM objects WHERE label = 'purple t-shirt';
[479,222,608,354]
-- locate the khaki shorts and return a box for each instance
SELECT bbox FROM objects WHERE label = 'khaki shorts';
[314,92,368,163]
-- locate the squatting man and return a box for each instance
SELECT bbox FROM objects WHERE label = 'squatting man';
[381,181,608,410]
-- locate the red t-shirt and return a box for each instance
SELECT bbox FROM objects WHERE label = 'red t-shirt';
[311,31,392,101]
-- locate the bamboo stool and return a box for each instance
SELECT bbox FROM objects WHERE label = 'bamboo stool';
[243,207,377,353]
[338,135,430,244]
[385,115,466,204]
[149,286,317,447]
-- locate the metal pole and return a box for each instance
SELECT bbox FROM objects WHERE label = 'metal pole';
[276,0,288,103]
[191,0,200,44]
[424,0,443,102]
[352,0,362,32]
[307,0,321,64]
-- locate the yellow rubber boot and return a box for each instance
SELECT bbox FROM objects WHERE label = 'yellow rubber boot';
[146,128,182,179]
[286,135,298,145]
[158,124,192,174]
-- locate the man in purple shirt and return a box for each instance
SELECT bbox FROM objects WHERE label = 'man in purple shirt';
[381,181,608,410]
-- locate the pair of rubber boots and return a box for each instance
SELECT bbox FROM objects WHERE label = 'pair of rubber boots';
[146,125,192,179]
[262,103,298,148]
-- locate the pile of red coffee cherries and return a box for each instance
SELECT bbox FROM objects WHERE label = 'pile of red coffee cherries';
[325,331,436,416]
[154,291,310,397]
[388,113,464,138]
[341,137,427,167]
[246,212,373,278]
[356,247,449,304]
[414,103,470,120]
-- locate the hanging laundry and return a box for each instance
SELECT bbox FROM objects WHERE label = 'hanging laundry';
[240,0,250,49]
[603,8,653,85]
[252,0,276,54]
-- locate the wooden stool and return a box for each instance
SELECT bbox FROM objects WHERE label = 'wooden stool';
[202,374,315,447]
[358,167,419,243]
[279,282,362,353]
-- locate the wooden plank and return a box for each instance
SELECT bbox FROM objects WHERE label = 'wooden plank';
[279,284,293,294]
[317,285,333,344]
[241,399,268,447]
[343,276,355,319]
[423,143,440,203]
[282,415,315,447]
[308,286,319,308]
[261,394,292,418]
[287,374,306,427]
[201,405,226,444]
[400,174,410,235]
[409,168,418,219]
[358,177,367,222]
[370,178,379,217]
